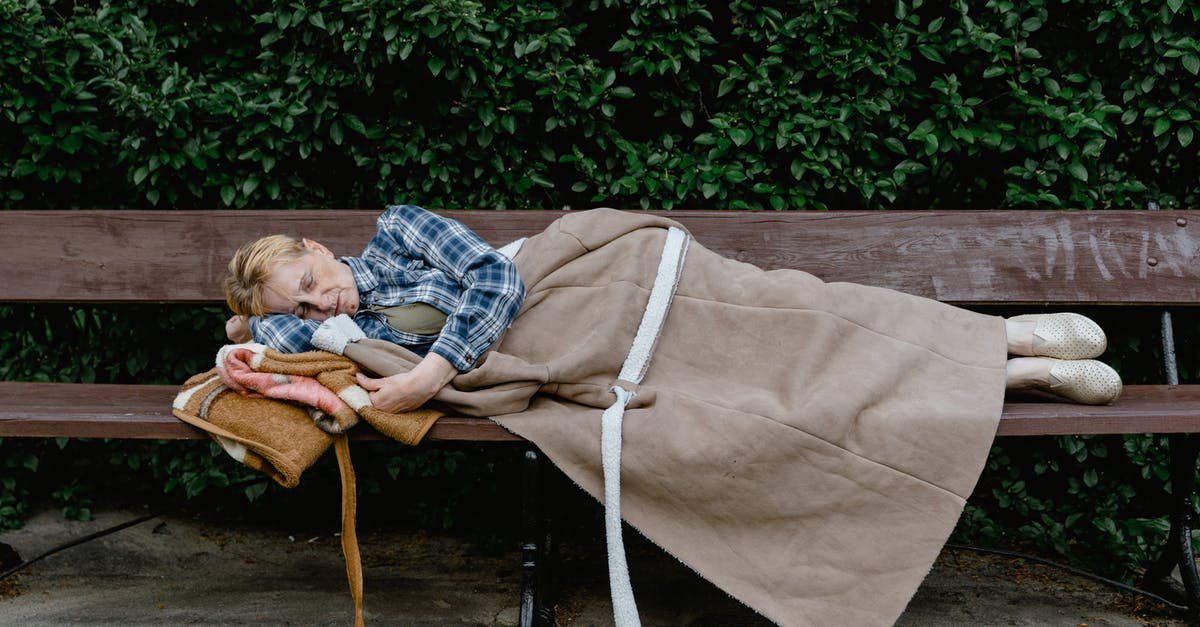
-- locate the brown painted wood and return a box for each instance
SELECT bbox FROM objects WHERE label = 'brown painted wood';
[0,382,521,442]
[3,209,1199,305]
[1,381,1196,440]
[996,385,1200,435]
[2,209,1198,444]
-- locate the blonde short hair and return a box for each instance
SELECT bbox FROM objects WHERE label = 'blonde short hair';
[223,234,307,316]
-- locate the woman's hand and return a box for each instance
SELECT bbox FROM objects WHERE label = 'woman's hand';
[355,352,457,413]
[225,315,253,343]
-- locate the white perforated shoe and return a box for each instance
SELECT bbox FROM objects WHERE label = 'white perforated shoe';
[1045,359,1123,405]
[1010,313,1107,360]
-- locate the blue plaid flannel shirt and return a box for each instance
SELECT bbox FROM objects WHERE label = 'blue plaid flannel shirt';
[247,205,526,372]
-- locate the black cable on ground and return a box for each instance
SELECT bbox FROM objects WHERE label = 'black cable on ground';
[0,509,166,581]
[944,542,1188,612]
[0,477,270,582]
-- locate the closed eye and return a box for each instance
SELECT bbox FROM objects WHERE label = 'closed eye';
[294,270,314,317]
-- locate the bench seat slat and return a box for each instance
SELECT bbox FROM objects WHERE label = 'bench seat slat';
[996,385,1200,435]
[0,382,521,442]
[2,382,1196,440]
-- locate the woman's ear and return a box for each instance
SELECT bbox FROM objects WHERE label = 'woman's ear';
[302,238,335,257]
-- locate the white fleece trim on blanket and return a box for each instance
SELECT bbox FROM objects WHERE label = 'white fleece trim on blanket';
[337,385,372,411]
[212,434,249,463]
[602,226,689,627]
[173,374,249,463]
[216,342,267,369]
[172,374,218,411]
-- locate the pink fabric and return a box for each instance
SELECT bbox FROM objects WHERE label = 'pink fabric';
[217,347,353,418]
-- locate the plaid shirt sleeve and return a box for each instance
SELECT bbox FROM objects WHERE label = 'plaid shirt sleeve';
[371,205,525,371]
[246,313,395,354]
[246,315,320,353]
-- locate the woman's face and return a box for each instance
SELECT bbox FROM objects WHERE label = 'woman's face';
[261,239,360,321]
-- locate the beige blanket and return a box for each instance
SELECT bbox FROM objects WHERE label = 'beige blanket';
[345,209,1007,626]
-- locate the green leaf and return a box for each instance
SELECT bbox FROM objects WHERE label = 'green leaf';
[609,38,635,53]
[1082,138,1106,157]
[728,128,753,146]
[1183,54,1200,76]
[244,482,268,502]
[428,58,446,77]
[1178,126,1194,148]
[1067,162,1088,182]
[894,160,928,174]
[917,45,944,64]
[343,114,367,136]
[1153,117,1171,137]
[923,134,939,156]
[717,78,735,98]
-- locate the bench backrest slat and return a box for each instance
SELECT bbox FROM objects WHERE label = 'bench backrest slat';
[3,210,1197,305]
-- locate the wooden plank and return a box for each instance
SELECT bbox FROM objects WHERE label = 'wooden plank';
[0,382,521,442]
[2,382,1198,440]
[996,385,1200,435]
[3,210,1199,305]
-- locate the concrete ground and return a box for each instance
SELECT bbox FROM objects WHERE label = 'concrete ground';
[0,504,1188,626]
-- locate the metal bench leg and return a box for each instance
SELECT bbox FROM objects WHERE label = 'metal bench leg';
[519,446,556,627]
[1142,434,1200,621]
[1142,309,1200,620]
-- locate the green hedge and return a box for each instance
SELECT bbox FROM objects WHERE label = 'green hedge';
[3,0,1199,210]
[3,0,1199,584]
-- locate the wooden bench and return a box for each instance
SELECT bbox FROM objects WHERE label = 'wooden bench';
[2,209,1200,623]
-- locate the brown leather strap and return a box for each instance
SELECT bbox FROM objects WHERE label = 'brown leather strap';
[333,435,365,627]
